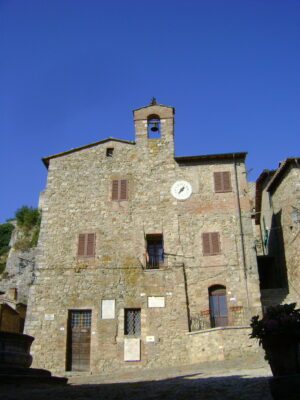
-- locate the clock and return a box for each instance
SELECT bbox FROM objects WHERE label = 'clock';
[171,180,192,200]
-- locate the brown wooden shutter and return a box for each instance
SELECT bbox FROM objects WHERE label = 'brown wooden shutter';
[86,233,95,257]
[78,234,86,257]
[211,232,220,254]
[222,172,232,192]
[112,180,119,200]
[214,172,232,192]
[202,233,211,255]
[202,232,221,255]
[120,180,128,200]
[214,172,223,192]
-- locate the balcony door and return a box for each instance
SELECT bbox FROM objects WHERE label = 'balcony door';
[209,285,228,327]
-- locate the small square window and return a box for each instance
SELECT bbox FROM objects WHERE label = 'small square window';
[106,148,114,157]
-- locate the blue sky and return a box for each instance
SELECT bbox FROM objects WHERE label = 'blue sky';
[1,0,299,223]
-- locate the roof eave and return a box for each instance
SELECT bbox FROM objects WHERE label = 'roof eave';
[175,152,247,163]
[266,157,300,193]
[42,137,136,168]
[132,104,175,114]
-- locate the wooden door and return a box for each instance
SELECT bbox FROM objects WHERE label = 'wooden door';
[67,310,91,371]
[209,287,228,327]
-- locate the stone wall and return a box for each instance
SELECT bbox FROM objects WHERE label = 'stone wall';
[25,102,261,374]
[266,163,300,305]
[0,226,36,304]
[255,160,300,309]
[187,326,263,364]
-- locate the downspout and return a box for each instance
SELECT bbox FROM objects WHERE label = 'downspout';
[233,155,250,309]
[181,262,192,332]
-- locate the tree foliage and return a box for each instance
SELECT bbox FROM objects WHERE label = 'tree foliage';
[0,223,14,252]
[15,206,41,229]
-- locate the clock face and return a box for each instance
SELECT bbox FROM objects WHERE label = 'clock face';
[171,180,192,200]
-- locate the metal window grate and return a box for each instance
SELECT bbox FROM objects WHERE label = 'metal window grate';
[71,311,91,327]
[124,308,141,335]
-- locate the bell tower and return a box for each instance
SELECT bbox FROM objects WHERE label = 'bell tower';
[133,98,175,157]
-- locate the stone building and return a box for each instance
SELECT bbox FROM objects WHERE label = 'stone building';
[25,101,261,374]
[254,158,300,309]
[0,288,26,333]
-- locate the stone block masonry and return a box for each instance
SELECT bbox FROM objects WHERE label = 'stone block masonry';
[25,101,262,375]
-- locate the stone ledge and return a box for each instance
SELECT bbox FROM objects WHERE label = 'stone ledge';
[187,326,250,335]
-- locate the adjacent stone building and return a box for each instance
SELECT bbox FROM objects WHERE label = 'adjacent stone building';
[254,158,300,309]
[25,101,262,374]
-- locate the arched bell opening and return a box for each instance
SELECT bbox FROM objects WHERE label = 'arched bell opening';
[147,114,161,138]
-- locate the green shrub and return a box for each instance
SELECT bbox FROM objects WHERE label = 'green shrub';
[0,263,6,274]
[0,223,14,248]
[30,226,40,247]
[15,206,40,229]
[13,237,33,251]
[0,245,10,257]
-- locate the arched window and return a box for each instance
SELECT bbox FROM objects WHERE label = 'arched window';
[147,114,161,138]
[209,285,228,328]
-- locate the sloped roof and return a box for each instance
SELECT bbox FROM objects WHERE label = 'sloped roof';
[266,157,300,194]
[42,137,135,168]
[254,169,276,224]
[175,152,247,163]
[132,103,175,113]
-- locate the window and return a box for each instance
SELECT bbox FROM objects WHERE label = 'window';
[214,172,232,193]
[147,114,161,138]
[106,148,114,157]
[202,232,221,256]
[112,179,128,201]
[124,308,141,335]
[77,233,96,257]
[146,234,164,269]
[70,310,92,327]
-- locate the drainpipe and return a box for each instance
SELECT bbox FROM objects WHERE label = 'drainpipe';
[233,155,250,309]
[181,263,192,332]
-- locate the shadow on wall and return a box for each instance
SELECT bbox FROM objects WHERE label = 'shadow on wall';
[258,210,289,300]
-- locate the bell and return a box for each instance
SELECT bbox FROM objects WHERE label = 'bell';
[150,122,159,132]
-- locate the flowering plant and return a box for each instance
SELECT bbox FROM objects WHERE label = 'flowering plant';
[250,303,300,344]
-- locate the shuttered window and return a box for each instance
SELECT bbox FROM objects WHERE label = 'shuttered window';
[214,172,232,193]
[112,179,128,201]
[77,233,96,257]
[202,232,221,255]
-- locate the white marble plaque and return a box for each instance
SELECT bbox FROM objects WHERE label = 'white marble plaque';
[44,314,54,321]
[101,299,115,319]
[124,338,140,361]
[146,336,155,342]
[148,296,165,308]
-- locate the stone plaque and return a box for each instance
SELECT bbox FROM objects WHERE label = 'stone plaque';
[101,299,115,319]
[44,314,54,321]
[124,338,140,361]
[148,296,165,308]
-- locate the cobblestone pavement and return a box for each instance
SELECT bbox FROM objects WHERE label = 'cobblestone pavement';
[1,356,273,400]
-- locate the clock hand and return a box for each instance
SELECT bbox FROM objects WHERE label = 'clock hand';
[179,186,185,193]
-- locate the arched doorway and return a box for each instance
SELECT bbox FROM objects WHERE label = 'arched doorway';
[209,285,228,327]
